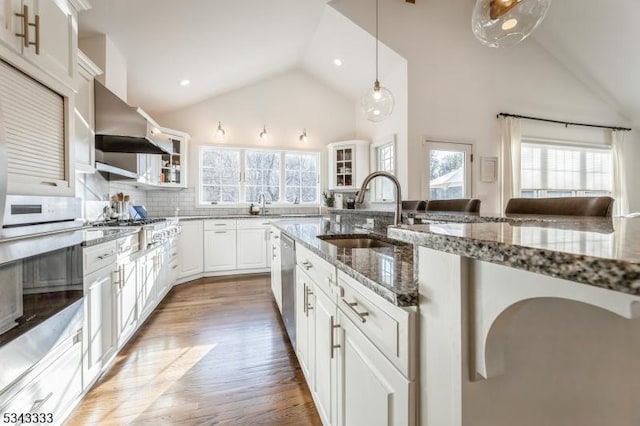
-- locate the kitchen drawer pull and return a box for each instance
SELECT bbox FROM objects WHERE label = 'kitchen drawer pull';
[303,283,308,315]
[98,251,116,260]
[330,316,341,359]
[302,260,313,270]
[171,264,179,270]
[30,392,53,413]
[120,245,132,252]
[40,180,58,187]
[30,13,40,55]
[343,299,369,323]
[214,231,227,234]
[14,5,29,47]
[214,223,227,226]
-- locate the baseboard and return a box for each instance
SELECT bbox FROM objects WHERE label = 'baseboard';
[175,268,270,285]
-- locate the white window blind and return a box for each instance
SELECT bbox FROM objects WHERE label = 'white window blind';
[520,141,612,198]
[0,60,65,181]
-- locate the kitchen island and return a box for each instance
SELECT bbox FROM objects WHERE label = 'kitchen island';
[389,216,640,426]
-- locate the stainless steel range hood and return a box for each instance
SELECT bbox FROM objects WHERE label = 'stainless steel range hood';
[94,80,172,155]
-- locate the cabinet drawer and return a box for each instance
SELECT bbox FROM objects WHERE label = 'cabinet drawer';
[83,241,117,275]
[237,219,271,229]
[117,234,139,257]
[296,244,337,299]
[204,219,237,230]
[338,271,416,379]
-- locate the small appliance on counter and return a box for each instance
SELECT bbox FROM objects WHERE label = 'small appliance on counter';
[346,197,356,209]
[334,193,344,209]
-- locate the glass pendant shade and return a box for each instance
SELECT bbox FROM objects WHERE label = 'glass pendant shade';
[472,0,551,48]
[361,81,394,123]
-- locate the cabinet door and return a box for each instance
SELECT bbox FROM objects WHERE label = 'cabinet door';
[179,221,204,278]
[295,268,315,383]
[0,0,22,52]
[336,311,413,426]
[270,232,282,312]
[204,230,237,272]
[236,228,267,270]
[138,252,157,320]
[314,286,338,426]
[0,262,22,335]
[115,261,137,347]
[22,0,77,87]
[156,243,170,299]
[74,64,95,172]
[83,266,115,385]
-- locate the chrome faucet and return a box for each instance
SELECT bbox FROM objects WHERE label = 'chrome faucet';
[355,171,403,226]
[258,193,268,216]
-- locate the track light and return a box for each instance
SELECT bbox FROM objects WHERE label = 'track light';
[216,121,226,137]
[259,125,268,140]
[299,129,308,143]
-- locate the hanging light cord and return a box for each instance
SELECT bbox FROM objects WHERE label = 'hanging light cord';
[375,0,379,84]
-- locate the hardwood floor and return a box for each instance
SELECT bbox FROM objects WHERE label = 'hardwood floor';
[67,274,322,425]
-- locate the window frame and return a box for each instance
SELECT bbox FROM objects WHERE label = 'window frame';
[370,134,397,203]
[197,145,321,207]
[519,137,613,198]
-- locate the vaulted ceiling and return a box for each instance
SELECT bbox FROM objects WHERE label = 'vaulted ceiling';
[79,0,639,123]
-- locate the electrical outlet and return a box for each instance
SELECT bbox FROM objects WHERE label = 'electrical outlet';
[335,214,341,224]
[366,218,375,229]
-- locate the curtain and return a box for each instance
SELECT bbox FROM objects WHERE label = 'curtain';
[610,129,629,216]
[500,117,522,212]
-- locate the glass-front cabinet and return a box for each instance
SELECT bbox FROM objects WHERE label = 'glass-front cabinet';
[160,137,183,186]
[327,140,370,191]
[140,128,189,188]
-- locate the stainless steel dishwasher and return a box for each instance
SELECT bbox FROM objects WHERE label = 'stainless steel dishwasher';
[280,234,296,346]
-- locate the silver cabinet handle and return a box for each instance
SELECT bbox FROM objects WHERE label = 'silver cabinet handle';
[30,391,53,413]
[214,231,226,234]
[14,5,29,47]
[343,299,369,323]
[302,260,313,270]
[306,286,313,314]
[171,264,179,270]
[98,250,116,260]
[40,180,58,186]
[303,283,308,315]
[330,316,341,359]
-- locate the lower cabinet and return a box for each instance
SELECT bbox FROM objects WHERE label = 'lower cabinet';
[114,258,137,348]
[296,267,315,381]
[292,241,416,426]
[83,264,116,386]
[204,229,237,272]
[236,227,268,269]
[336,311,413,426]
[270,227,282,311]
[178,220,204,278]
[138,249,158,321]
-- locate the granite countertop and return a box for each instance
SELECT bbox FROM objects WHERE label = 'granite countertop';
[388,216,640,295]
[82,227,141,247]
[177,214,322,221]
[272,218,417,307]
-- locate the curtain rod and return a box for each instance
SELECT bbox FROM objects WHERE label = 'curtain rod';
[497,113,632,132]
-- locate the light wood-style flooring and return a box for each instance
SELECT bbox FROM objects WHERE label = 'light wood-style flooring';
[66,274,321,425]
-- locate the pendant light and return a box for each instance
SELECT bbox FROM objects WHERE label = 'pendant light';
[472,0,551,48]
[215,121,226,137]
[259,125,268,140]
[360,0,394,122]
[299,129,308,143]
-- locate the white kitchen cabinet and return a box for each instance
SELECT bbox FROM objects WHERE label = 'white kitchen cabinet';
[74,51,101,173]
[270,227,282,312]
[204,229,237,272]
[327,140,370,191]
[313,282,339,426]
[138,248,158,321]
[158,127,189,188]
[296,266,315,384]
[21,0,77,88]
[336,310,413,426]
[83,260,116,386]
[0,0,22,53]
[114,257,137,349]
[0,261,22,335]
[178,220,204,278]
[236,220,270,270]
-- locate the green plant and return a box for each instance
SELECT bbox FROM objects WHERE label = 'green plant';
[322,191,335,207]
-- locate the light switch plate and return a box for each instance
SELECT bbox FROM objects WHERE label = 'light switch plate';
[366,218,375,229]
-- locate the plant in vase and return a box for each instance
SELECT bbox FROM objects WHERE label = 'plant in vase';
[322,191,336,208]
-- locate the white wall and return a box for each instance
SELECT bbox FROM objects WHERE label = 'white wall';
[79,35,128,102]
[153,69,356,213]
[332,0,632,213]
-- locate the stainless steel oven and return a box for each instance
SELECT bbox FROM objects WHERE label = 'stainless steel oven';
[281,234,296,346]
[0,196,84,391]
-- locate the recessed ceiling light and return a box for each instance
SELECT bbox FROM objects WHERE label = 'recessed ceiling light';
[179,79,190,86]
[333,58,343,67]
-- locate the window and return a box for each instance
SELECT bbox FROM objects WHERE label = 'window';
[375,143,395,201]
[520,141,612,198]
[200,148,241,204]
[285,153,319,203]
[199,147,319,205]
[423,141,472,200]
[245,150,280,203]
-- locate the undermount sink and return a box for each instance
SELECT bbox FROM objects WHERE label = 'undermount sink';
[317,235,397,249]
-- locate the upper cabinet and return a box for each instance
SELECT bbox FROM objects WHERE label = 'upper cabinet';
[327,140,370,191]
[160,129,188,188]
[0,0,84,90]
[74,50,102,173]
